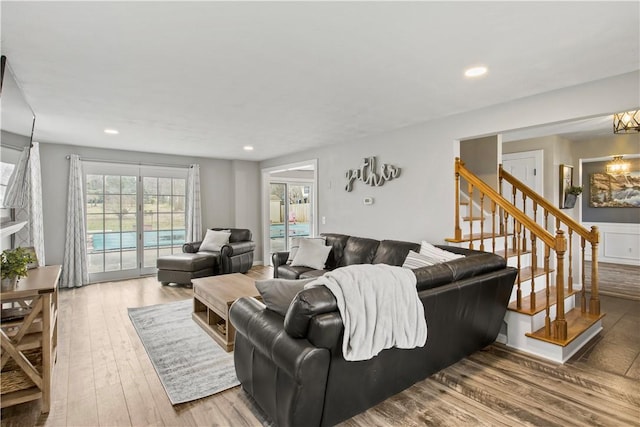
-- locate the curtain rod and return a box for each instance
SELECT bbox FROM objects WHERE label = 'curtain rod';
[65,155,192,169]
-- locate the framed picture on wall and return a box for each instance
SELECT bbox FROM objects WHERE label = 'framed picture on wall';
[559,164,573,209]
[590,171,640,207]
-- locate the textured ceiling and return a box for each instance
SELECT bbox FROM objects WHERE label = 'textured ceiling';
[1,1,638,160]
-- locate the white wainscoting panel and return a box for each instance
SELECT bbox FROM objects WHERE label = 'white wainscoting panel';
[583,222,640,266]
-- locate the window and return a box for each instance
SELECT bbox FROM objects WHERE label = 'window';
[142,176,186,268]
[84,162,187,282]
[0,161,16,222]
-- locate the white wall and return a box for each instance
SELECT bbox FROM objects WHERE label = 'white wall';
[232,160,262,263]
[461,135,500,191]
[39,143,262,265]
[503,134,574,213]
[260,71,640,245]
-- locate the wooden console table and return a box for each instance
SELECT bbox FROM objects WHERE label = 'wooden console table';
[0,265,61,412]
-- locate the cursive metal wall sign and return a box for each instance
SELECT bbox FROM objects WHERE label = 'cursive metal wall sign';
[345,156,401,192]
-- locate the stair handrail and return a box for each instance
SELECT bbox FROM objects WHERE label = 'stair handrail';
[455,158,557,248]
[499,165,599,244]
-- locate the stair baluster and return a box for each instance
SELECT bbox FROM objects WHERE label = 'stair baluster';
[590,228,600,315]
[544,245,551,336]
[530,235,537,311]
[468,182,474,250]
[479,194,485,251]
[554,230,567,340]
[516,221,522,309]
[491,201,497,254]
[567,228,574,293]
[581,237,587,313]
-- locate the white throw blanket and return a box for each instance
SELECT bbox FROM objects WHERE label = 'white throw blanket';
[305,264,427,361]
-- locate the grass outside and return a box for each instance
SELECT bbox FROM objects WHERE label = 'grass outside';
[86,200,184,232]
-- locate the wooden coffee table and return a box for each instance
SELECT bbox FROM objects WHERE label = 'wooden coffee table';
[191,273,260,352]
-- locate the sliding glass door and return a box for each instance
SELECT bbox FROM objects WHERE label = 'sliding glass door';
[84,163,187,282]
[141,175,186,273]
[269,182,313,255]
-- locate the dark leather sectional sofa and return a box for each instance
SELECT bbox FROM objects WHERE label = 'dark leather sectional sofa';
[230,233,517,427]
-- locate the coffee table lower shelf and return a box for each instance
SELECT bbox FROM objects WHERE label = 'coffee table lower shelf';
[191,273,262,353]
[192,300,233,352]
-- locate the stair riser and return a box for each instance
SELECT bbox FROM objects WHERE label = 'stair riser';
[508,275,559,303]
[506,254,532,268]
[505,294,576,333]
[521,320,602,363]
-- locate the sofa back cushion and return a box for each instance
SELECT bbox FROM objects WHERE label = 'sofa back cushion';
[373,240,420,266]
[212,227,251,243]
[321,234,351,270]
[340,236,380,267]
[413,248,508,291]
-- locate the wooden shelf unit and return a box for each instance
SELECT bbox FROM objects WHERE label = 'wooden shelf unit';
[1,265,61,413]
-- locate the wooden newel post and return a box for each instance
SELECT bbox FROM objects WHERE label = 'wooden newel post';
[590,226,601,316]
[454,157,462,241]
[555,230,568,341]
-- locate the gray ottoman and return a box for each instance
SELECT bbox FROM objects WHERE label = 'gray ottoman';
[157,252,218,286]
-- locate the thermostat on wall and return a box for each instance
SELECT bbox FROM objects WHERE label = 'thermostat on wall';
[363,197,374,205]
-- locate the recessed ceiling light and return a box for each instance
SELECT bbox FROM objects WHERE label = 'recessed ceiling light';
[464,66,488,78]
[243,145,254,151]
[104,128,119,135]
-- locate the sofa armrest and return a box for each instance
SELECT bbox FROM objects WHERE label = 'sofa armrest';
[230,296,331,427]
[272,251,290,278]
[230,297,330,378]
[221,241,255,257]
[272,251,290,266]
[284,286,339,338]
[183,241,202,253]
[307,312,343,353]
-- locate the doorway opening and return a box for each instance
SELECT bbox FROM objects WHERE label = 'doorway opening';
[261,160,318,266]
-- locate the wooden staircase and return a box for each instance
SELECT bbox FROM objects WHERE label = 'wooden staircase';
[446,158,604,363]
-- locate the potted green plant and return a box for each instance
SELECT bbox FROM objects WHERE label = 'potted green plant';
[563,186,583,209]
[1,247,36,291]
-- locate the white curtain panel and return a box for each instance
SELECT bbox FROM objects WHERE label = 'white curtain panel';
[60,155,88,288]
[13,142,46,265]
[185,164,202,243]
[2,145,30,208]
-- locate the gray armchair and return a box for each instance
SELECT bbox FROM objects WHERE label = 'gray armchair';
[183,228,255,274]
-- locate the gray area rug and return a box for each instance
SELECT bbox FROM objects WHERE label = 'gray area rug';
[128,299,240,404]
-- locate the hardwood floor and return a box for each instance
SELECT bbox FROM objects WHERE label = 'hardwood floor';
[585,261,640,301]
[2,266,639,426]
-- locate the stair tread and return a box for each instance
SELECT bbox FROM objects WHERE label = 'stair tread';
[508,285,576,315]
[445,232,512,243]
[495,248,531,258]
[462,216,485,221]
[518,266,554,282]
[525,308,606,347]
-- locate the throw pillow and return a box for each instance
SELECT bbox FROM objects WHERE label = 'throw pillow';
[402,250,435,269]
[290,238,332,270]
[199,229,231,252]
[255,277,317,316]
[419,241,465,264]
[287,236,327,263]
